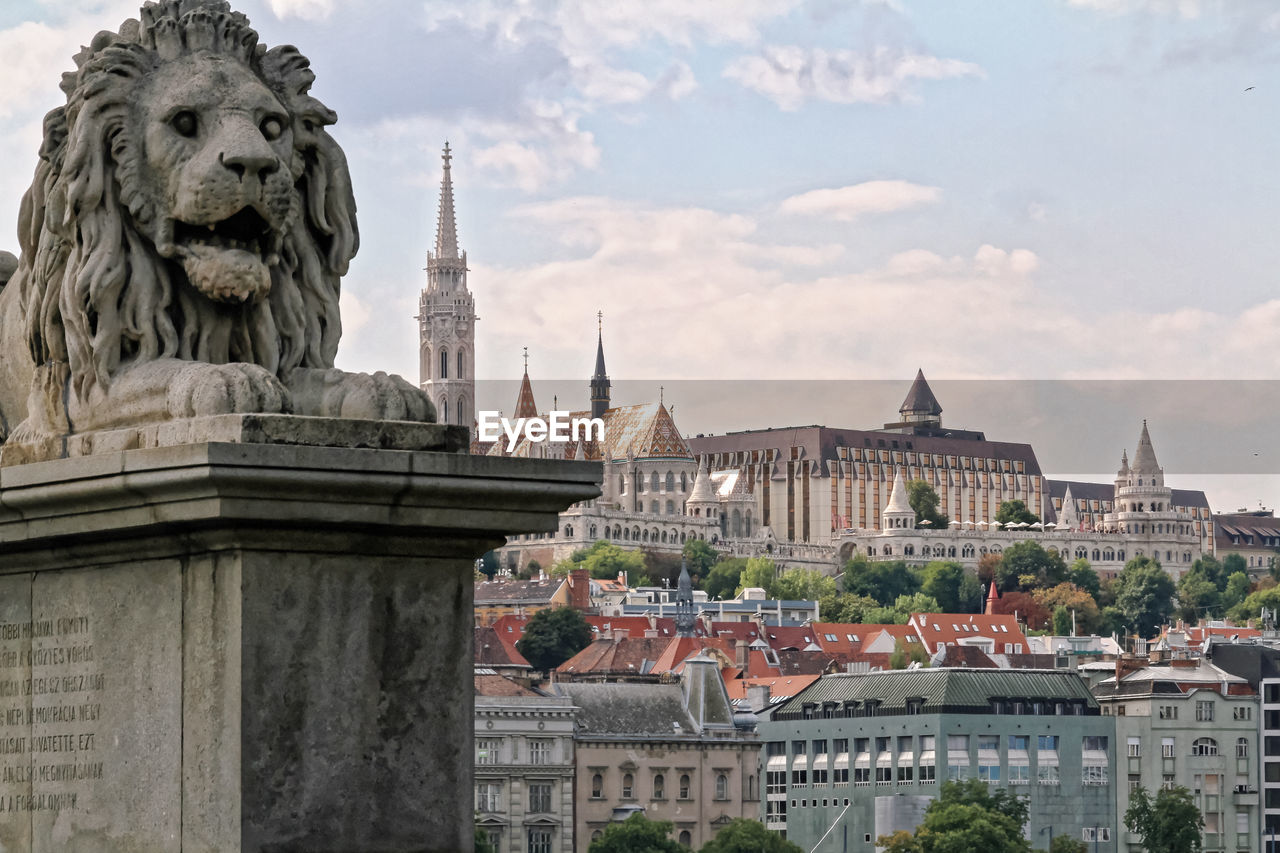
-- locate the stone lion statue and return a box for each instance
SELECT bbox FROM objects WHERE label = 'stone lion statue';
[0,0,433,446]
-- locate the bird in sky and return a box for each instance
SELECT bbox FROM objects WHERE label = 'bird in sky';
[1245,86,1255,91]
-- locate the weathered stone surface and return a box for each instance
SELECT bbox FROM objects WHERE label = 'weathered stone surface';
[0,0,434,448]
[0,441,601,851]
[0,413,470,467]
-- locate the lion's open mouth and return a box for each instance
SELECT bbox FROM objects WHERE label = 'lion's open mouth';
[174,206,273,253]
[171,207,276,304]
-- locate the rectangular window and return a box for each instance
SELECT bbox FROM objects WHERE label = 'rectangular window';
[1235,706,1253,721]
[1162,738,1176,758]
[1082,736,1108,752]
[978,735,999,751]
[1159,705,1178,720]
[948,735,969,752]
[528,782,552,814]
[897,764,914,783]
[1127,737,1142,758]
[527,828,553,853]
[477,738,502,765]
[1238,811,1250,836]
[1037,735,1058,751]
[979,763,1001,784]
[1083,765,1108,786]
[477,782,501,812]
[528,739,553,765]
[1008,765,1029,785]
[919,764,936,783]
[853,767,870,785]
[1009,735,1029,751]
[875,766,892,784]
[1037,765,1059,786]
[1196,700,1215,722]
[947,764,968,782]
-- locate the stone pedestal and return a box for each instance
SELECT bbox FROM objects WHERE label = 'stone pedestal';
[0,418,600,852]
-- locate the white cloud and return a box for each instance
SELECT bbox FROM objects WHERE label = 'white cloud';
[265,0,335,21]
[1066,0,1204,16]
[724,45,983,110]
[780,180,941,221]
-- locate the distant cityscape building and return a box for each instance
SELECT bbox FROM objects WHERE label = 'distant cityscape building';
[1092,653,1259,852]
[474,670,577,853]
[418,142,476,426]
[758,668,1118,852]
[837,422,1208,579]
[1212,509,1280,577]
[551,655,761,848]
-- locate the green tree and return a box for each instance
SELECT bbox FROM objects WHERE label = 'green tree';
[1222,553,1247,580]
[1115,556,1176,638]
[996,541,1067,592]
[867,593,941,625]
[1067,558,1101,599]
[877,779,1031,853]
[1230,584,1280,623]
[683,539,721,578]
[588,813,683,853]
[1124,785,1202,853]
[1047,837,1087,853]
[703,557,748,600]
[920,561,967,612]
[478,551,498,579]
[698,818,802,853]
[773,567,838,602]
[1052,605,1072,636]
[995,500,1038,526]
[515,606,593,672]
[817,591,882,623]
[908,480,949,529]
[554,540,648,584]
[889,640,908,669]
[1222,571,1250,612]
[474,828,496,853]
[842,554,921,605]
[738,557,778,596]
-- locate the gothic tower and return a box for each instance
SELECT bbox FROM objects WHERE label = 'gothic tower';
[418,143,476,426]
[590,311,611,420]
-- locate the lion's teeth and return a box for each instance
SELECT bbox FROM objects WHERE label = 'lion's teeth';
[207,224,215,232]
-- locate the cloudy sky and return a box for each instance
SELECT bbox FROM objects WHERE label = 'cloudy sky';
[3,0,1280,508]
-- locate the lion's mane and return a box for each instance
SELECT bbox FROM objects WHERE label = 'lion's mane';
[14,0,357,401]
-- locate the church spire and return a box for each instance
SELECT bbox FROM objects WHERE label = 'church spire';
[514,347,538,420]
[675,558,696,637]
[434,142,459,260]
[591,311,611,420]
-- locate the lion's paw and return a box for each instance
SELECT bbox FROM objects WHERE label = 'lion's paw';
[167,362,291,419]
[331,371,435,422]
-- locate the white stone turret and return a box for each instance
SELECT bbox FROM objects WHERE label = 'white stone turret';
[686,460,718,522]
[1057,484,1080,532]
[882,469,915,530]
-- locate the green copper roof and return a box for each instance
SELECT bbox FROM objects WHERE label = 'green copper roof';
[774,668,1097,717]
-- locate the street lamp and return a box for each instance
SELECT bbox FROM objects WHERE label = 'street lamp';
[1039,824,1052,851]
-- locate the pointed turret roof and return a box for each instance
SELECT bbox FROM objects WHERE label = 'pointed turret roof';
[1131,419,1161,475]
[899,369,942,419]
[1057,484,1079,530]
[688,460,716,504]
[434,142,459,260]
[985,582,1000,615]
[885,469,912,515]
[1118,448,1130,476]
[594,326,607,380]
[514,349,537,420]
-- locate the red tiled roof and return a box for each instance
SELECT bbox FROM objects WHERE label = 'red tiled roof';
[812,623,903,656]
[556,637,671,676]
[475,673,540,697]
[474,625,531,668]
[725,674,820,701]
[909,612,1029,654]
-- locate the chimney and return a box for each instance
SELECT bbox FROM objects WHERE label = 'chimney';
[569,568,590,612]
[735,639,748,670]
[746,684,771,712]
[1115,655,1145,682]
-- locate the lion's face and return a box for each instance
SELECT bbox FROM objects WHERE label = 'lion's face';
[138,52,299,304]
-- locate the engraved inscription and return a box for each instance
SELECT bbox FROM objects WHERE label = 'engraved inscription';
[0,615,104,813]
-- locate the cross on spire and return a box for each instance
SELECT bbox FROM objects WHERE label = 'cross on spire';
[522,346,529,374]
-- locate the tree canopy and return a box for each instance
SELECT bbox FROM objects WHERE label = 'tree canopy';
[842,554,921,604]
[514,606,593,672]
[1114,556,1176,638]
[995,500,1038,526]
[772,567,838,602]
[552,540,648,585]
[682,539,721,578]
[738,557,778,595]
[702,557,748,601]
[908,480,949,529]
[587,813,684,853]
[995,541,1067,592]
[1124,785,1202,853]
[877,779,1032,853]
[698,818,801,853]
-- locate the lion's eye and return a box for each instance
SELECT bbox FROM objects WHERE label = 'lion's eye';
[260,117,285,141]
[170,111,198,138]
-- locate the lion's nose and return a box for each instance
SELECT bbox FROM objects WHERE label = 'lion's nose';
[219,143,278,185]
